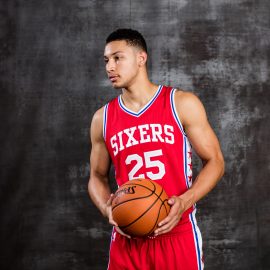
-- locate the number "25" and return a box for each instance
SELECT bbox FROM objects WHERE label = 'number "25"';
[125,149,165,180]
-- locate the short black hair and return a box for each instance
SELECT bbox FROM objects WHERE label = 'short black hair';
[106,28,147,53]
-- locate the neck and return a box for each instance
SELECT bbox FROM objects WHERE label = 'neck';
[121,72,159,108]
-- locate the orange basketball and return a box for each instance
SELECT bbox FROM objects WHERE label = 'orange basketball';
[112,179,170,237]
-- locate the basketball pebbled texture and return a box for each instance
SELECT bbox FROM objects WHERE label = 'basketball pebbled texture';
[112,179,171,237]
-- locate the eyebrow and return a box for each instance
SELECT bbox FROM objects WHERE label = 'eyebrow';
[104,51,125,58]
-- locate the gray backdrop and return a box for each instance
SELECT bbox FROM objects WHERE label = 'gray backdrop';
[0,0,269,269]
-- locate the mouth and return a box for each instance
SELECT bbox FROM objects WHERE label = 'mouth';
[109,75,119,82]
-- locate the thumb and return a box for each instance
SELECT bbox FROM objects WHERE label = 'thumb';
[168,197,175,205]
[107,194,114,206]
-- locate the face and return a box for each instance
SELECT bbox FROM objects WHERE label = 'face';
[104,40,145,89]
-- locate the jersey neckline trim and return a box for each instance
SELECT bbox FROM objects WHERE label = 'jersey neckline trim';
[118,85,163,117]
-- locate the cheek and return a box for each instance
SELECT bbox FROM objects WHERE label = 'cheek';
[120,60,138,75]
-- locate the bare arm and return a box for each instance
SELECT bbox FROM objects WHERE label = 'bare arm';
[88,107,130,238]
[88,108,131,238]
[155,90,225,235]
[177,91,225,209]
[88,107,112,217]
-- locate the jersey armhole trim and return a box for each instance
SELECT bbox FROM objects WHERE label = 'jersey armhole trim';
[170,88,187,137]
[103,103,109,141]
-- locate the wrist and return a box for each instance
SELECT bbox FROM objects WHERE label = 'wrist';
[101,203,109,218]
[178,189,196,211]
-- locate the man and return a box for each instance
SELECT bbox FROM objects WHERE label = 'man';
[88,28,224,270]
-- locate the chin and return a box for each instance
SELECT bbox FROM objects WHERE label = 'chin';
[112,85,122,89]
[112,82,126,89]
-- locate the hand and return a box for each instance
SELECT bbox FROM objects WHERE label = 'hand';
[105,194,131,238]
[154,196,186,236]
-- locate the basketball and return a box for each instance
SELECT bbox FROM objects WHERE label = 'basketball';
[111,178,170,237]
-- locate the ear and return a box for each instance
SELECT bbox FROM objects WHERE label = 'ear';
[138,51,148,67]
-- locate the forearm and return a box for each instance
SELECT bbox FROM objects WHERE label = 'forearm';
[180,157,225,211]
[88,175,111,217]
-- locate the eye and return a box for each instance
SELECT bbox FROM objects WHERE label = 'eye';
[114,56,120,61]
[104,58,109,63]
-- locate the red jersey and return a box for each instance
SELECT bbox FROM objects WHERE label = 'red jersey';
[103,85,195,218]
[104,85,204,270]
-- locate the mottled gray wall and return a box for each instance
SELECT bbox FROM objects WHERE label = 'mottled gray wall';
[0,0,269,269]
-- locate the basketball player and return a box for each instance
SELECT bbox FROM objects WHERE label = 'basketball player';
[88,29,224,270]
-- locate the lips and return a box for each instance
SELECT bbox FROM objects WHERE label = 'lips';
[109,75,119,82]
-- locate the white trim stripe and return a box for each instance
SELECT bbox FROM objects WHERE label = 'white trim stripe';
[103,104,109,140]
[118,85,163,117]
[170,88,190,190]
[170,88,186,136]
[107,228,116,270]
[189,210,204,270]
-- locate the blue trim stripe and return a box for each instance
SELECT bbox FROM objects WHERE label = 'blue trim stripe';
[170,88,186,136]
[190,212,202,270]
[118,85,162,117]
[184,137,190,189]
[103,104,108,140]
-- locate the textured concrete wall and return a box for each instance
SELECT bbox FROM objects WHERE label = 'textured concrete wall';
[0,0,269,269]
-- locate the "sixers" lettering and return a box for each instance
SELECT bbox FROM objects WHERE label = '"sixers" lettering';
[110,124,174,156]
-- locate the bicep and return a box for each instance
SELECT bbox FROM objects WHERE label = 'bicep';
[186,120,222,162]
[90,109,111,179]
[177,92,223,162]
[90,140,111,178]
[88,109,112,212]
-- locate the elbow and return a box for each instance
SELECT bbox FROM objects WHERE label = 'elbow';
[88,176,100,204]
[218,153,225,179]
[88,176,94,199]
[204,152,225,180]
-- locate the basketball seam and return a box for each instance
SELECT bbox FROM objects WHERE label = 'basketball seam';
[119,187,164,232]
[117,181,165,203]
[147,199,169,236]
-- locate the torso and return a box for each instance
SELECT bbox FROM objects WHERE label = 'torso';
[103,85,195,218]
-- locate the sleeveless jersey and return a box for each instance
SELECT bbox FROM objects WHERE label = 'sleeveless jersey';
[103,85,195,219]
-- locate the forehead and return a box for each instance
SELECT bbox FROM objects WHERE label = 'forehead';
[104,40,136,57]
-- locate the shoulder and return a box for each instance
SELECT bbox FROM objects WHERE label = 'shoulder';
[90,106,106,141]
[174,88,203,108]
[92,106,105,125]
[173,88,207,126]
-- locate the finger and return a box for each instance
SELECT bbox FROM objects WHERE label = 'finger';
[155,217,178,236]
[156,224,174,235]
[158,215,172,227]
[109,218,118,227]
[106,194,118,226]
[158,216,178,231]
[108,209,118,227]
[168,197,176,205]
[156,210,183,235]
[158,204,180,227]
[106,193,114,206]
[115,226,131,239]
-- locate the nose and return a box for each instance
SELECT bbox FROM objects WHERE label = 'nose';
[106,59,116,72]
